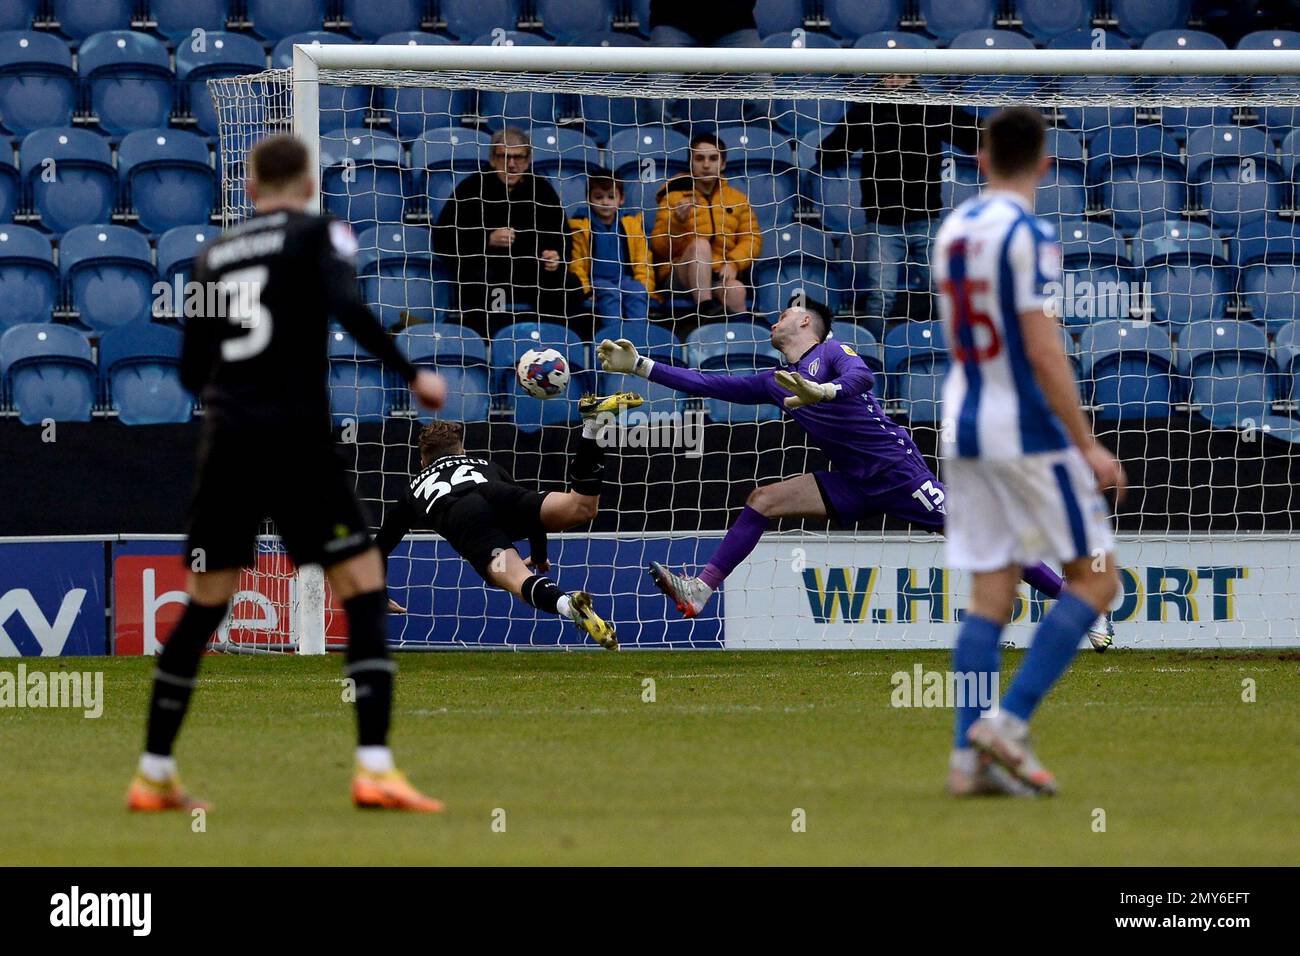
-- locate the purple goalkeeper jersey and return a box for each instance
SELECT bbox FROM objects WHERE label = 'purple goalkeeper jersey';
[648,338,928,482]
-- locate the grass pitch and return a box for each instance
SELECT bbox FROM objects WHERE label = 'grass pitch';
[3,650,1297,866]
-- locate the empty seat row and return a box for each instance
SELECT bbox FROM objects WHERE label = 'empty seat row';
[0,223,216,329]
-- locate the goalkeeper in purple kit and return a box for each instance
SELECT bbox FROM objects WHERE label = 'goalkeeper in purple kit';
[597,300,1114,650]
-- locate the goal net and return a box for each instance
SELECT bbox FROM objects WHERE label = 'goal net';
[209,42,1300,651]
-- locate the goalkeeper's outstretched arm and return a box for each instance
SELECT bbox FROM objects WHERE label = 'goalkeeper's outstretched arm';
[597,339,772,405]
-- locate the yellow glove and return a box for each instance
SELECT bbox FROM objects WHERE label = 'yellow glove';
[774,369,837,409]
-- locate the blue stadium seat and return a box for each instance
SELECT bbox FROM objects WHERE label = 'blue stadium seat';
[20,128,116,233]
[1134,220,1231,326]
[376,33,456,141]
[731,171,798,231]
[577,90,663,147]
[1238,31,1300,130]
[883,320,947,422]
[1049,30,1136,134]
[1017,0,1093,43]
[272,34,368,134]
[356,224,451,328]
[490,322,593,433]
[77,31,174,136]
[716,124,796,179]
[176,32,266,138]
[99,321,191,424]
[471,33,558,129]
[0,225,57,328]
[529,126,602,179]
[1111,0,1190,41]
[1079,321,1178,420]
[1233,233,1300,335]
[812,172,861,234]
[0,31,76,136]
[828,320,883,378]
[1037,129,1088,220]
[0,0,38,31]
[0,159,17,221]
[440,0,523,42]
[328,328,392,424]
[410,127,491,221]
[396,324,492,421]
[248,0,327,42]
[1142,30,1234,130]
[1185,125,1286,229]
[824,0,903,40]
[752,223,839,318]
[343,0,424,41]
[119,129,216,235]
[684,321,782,424]
[1274,319,1300,400]
[759,30,839,48]
[917,0,995,42]
[754,0,809,37]
[60,224,156,331]
[1057,221,1139,328]
[1179,319,1280,428]
[320,130,405,231]
[156,225,220,317]
[0,323,95,423]
[50,0,133,41]
[617,177,661,235]
[609,127,690,183]
[1087,125,1187,231]
[152,0,231,42]
[536,0,615,41]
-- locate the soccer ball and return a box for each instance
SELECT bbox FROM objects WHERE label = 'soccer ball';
[516,347,570,400]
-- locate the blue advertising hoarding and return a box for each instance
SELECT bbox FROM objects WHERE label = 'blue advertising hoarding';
[0,540,107,656]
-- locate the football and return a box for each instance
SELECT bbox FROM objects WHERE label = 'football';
[516,347,570,400]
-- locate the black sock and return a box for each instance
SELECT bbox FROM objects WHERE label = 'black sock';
[520,575,564,615]
[568,434,605,496]
[145,598,227,757]
[343,590,395,748]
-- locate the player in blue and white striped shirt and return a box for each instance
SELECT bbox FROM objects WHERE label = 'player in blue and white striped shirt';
[933,107,1128,797]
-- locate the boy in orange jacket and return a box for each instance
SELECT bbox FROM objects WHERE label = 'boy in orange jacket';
[568,173,654,326]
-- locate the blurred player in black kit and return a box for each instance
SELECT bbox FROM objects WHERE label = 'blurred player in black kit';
[127,135,450,814]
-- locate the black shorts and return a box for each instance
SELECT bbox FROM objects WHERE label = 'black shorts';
[186,425,373,572]
[436,482,547,581]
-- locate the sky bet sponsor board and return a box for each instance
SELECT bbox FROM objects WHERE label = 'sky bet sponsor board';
[725,536,1300,648]
[0,541,105,656]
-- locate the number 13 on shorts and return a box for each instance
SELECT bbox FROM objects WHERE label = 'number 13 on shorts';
[911,479,946,514]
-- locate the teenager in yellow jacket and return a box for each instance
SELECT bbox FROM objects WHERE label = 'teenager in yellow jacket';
[649,131,761,317]
[567,174,654,326]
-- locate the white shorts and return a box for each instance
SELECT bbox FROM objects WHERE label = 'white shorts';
[943,448,1115,572]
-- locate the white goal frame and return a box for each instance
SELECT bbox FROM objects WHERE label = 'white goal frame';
[266,43,1300,654]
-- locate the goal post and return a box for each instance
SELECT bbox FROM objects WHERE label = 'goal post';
[209,42,1300,651]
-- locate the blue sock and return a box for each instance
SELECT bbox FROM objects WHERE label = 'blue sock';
[952,614,1003,748]
[1002,590,1096,721]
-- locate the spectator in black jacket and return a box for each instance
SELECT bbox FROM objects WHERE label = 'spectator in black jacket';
[817,77,982,320]
[433,127,580,337]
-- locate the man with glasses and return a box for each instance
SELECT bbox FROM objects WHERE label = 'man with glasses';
[433,127,580,336]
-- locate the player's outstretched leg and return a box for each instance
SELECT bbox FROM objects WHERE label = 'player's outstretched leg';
[492,550,618,650]
[649,475,824,618]
[126,569,236,812]
[330,550,444,812]
[1020,561,1114,653]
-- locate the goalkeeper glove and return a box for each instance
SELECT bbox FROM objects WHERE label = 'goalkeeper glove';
[774,370,839,409]
[597,338,655,377]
